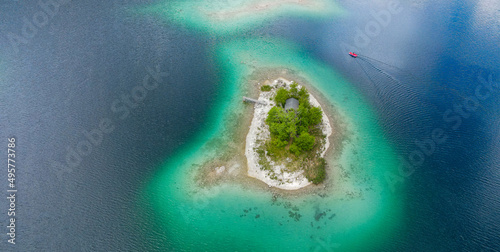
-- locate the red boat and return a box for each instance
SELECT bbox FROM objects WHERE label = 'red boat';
[349,52,358,58]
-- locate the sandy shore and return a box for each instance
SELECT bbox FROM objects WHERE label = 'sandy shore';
[245,77,332,190]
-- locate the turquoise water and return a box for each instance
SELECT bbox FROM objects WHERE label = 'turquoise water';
[141,0,344,35]
[141,2,402,251]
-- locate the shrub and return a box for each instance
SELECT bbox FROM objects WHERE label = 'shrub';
[261,85,272,92]
[266,139,284,158]
[310,158,326,184]
[290,144,301,156]
[271,138,288,148]
[295,132,315,151]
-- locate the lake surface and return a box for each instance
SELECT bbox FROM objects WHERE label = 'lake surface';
[0,0,498,251]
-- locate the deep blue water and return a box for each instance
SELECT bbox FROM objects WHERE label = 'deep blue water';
[0,0,499,251]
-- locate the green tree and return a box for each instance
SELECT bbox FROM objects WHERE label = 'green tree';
[298,104,321,128]
[285,110,298,139]
[290,82,299,99]
[269,121,289,142]
[308,107,323,126]
[295,132,315,151]
[274,88,290,107]
[299,96,310,110]
[297,103,310,126]
[266,107,282,124]
[267,107,297,143]
[298,86,309,100]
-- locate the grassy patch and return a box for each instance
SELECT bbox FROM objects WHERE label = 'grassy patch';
[260,85,272,92]
[304,158,327,184]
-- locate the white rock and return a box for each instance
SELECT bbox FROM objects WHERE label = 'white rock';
[215,166,225,174]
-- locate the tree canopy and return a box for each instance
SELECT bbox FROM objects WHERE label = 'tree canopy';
[274,88,290,107]
[265,84,323,155]
[260,82,328,185]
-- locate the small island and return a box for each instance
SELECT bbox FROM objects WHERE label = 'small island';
[245,78,332,190]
